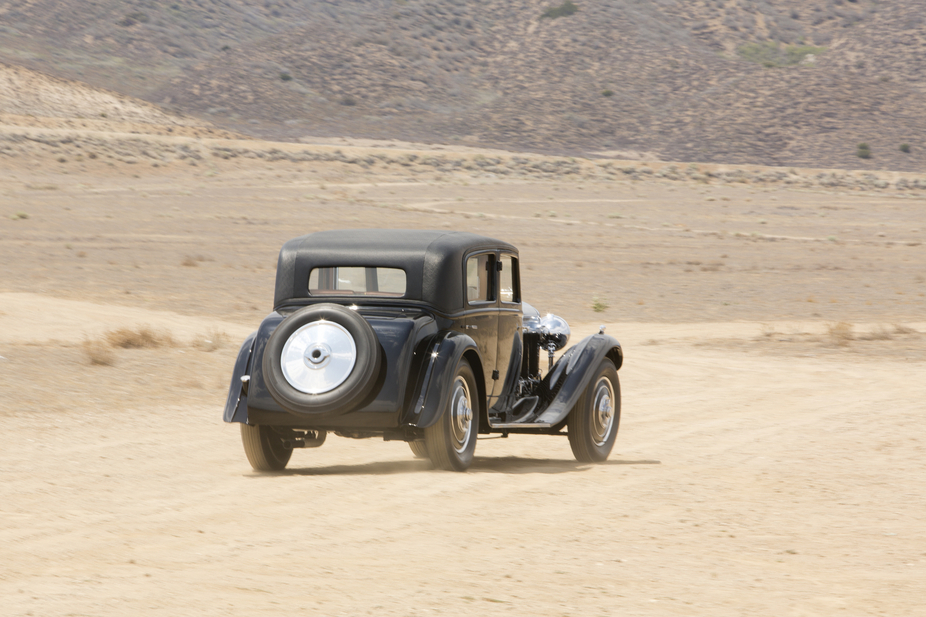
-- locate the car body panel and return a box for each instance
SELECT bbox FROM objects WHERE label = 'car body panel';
[223,331,257,424]
[534,333,623,426]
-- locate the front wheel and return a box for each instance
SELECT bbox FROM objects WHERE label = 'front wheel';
[567,359,620,463]
[240,424,293,471]
[424,358,479,471]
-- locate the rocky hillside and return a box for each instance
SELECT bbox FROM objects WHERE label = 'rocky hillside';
[1,0,924,170]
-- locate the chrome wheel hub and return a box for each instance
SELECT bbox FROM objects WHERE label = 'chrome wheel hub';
[450,377,473,453]
[281,320,357,394]
[591,378,615,446]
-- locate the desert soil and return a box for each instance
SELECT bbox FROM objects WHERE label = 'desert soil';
[1,129,925,616]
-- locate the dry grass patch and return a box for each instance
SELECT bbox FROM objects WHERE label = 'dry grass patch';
[105,326,175,349]
[82,338,116,366]
[182,254,211,267]
[192,329,230,352]
[826,322,854,347]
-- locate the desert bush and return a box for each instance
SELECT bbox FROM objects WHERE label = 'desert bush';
[601,89,614,97]
[105,327,175,349]
[280,72,292,81]
[193,329,230,352]
[591,297,609,313]
[900,143,910,153]
[182,254,209,267]
[340,95,358,106]
[83,339,116,366]
[737,42,826,67]
[826,322,854,347]
[857,143,872,159]
[118,12,149,26]
[541,1,579,19]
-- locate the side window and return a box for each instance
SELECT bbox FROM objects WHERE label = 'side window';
[499,254,519,304]
[466,253,495,304]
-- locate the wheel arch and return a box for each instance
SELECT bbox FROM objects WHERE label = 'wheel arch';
[412,332,480,429]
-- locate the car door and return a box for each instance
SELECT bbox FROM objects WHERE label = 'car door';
[464,251,498,403]
[493,252,521,400]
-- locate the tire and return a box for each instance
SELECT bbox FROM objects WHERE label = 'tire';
[408,440,430,459]
[567,358,620,463]
[262,303,381,415]
[424,358,479,471]
[240,424,293,471]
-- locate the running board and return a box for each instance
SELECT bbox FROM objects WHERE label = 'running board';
[487,421,553,429]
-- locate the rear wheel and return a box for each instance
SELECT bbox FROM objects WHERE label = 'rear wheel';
[240,424,292,471]
[567,359,620,463]
[408,440,430,459]
[424,358,479,471]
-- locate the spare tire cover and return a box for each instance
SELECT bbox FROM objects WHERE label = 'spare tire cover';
[262,304,382,415]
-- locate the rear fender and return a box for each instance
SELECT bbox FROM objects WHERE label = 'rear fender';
[222,331,257,424]
[535,333,622,426]
[410,332,480,429]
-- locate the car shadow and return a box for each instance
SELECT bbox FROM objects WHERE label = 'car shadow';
[257,457,660,477]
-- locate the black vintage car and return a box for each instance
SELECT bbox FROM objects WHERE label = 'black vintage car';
[223,229,623,471]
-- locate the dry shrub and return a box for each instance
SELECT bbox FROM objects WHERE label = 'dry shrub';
[827,322,854,347]
[893,324,919,335]
[193,329,229,352]
[858,326,892,341]
[83,339,116,366]
[105,326,174,349]
[182,254,210,267]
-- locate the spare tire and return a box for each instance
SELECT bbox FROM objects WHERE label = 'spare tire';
[262,304,382,415]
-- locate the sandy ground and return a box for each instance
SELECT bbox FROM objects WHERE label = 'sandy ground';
[2,128,925,616]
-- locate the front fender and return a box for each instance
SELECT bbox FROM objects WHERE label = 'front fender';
[222,331,257,423]
[409,332,479,429]
[535,333,622,426]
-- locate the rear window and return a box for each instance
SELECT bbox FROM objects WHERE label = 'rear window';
[308,267,406,297]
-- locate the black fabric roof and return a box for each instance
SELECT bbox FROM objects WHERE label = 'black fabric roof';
[273,229,517,312]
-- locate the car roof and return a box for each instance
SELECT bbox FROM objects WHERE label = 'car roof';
[273,229,517,312]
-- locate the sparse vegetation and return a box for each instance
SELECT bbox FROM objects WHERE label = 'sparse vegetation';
[182,255,209,267]
[591,297,609,313]
[601,89,614,97]
[827,322,854,347]
[118,12,149,27]
[339,95,358,106]
[737,42,826,68]
[11,212,29,220]
[105,327,175,349]
[900,143,910,153]
[857,143,872,159]
[279,72,292,81]
[83,339,116,366]
[193,329,230,352]
[541,1,579,19]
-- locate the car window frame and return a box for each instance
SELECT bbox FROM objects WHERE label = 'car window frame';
[498,252,520,306]
[464,251,497,307]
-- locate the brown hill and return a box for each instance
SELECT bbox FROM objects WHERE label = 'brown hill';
[1,0,924,170]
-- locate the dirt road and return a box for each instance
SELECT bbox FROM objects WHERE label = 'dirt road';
[2,138,925,616]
